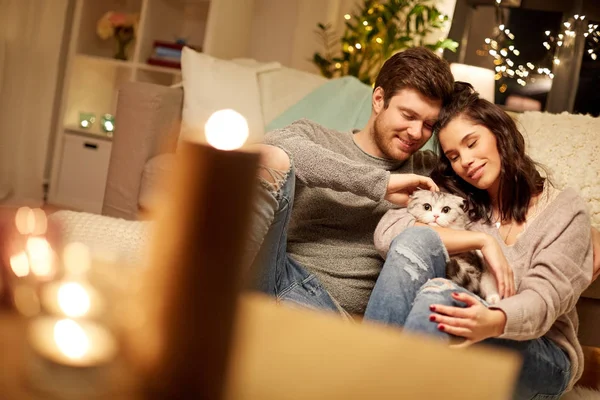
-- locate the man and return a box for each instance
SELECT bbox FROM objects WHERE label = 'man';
[247,47,600,318]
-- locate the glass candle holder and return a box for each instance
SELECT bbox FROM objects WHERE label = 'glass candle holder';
[79,112,96,130]
[100,114,115,136]
[5,208,125,397]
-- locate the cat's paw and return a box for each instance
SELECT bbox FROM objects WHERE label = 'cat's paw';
[485,294,501,305]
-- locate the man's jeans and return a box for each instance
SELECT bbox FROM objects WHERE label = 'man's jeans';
[250,165,570,400]
[250,165,340,313]
[364,227,571,400]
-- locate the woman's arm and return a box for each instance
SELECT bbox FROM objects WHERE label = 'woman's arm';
[492,199,593,341]
[375,209,491,256]
[374,209,514,297]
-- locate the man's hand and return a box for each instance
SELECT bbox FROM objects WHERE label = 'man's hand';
[384,174,439,206]
[592,227,600,282]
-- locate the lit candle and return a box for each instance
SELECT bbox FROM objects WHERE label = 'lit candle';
[28,317,117,367]
[126,109,260,398]
[40,280,105,318]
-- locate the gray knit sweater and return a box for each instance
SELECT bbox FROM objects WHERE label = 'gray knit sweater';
[263,119,436,315]
[375,187,593,389]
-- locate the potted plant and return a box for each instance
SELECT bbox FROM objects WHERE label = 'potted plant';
[313,0,458,85]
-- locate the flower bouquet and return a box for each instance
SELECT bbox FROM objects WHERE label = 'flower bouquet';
[97,12,139,61]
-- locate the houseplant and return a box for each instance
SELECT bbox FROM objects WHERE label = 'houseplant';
[313,0,458,85]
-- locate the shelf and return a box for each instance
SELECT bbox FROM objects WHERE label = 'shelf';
[75,54,136,68]
[65,125,113,142]
[136,62,182,75]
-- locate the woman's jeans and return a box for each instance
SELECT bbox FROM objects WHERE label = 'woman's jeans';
[363,227,571,400]
[250,165,570,400]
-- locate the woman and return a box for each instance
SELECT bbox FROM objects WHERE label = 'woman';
[365,82,593,400]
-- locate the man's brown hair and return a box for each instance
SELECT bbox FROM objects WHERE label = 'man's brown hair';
[374,47,454,107]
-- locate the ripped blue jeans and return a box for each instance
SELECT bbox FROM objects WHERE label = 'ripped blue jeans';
[364,227,571,400]
[248,164,341,314]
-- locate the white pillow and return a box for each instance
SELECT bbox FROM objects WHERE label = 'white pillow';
[180,48,278,145]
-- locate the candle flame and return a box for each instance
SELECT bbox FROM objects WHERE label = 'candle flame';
[205,109,249,151]
[54,319,90,359]
[26,237,54,277]
[57,282,91,317]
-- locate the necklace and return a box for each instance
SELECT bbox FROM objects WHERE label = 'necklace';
[495,219,515,243]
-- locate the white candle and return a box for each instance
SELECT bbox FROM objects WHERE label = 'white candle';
[28,317,117,367]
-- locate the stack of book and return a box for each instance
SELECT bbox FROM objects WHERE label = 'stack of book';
[147,40,200,69]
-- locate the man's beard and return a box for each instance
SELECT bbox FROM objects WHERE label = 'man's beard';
[373,114,411,161]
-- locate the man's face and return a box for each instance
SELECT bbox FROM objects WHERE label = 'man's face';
[372,88,442,161]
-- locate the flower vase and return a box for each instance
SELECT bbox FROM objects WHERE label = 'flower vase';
[113,26,134,61]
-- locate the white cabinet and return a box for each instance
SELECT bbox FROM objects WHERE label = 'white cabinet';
[53,132,112,214]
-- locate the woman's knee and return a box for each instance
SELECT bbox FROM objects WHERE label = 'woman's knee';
[417,278,460,298]
[390,226,446,258]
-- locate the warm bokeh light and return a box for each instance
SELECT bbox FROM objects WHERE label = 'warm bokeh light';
[63,242,91,276]
[57,282,91,318]
[26,237,54,277]
[54,319,90,360]
[10,252,30,277]
[204,109,249,151]
[15,207,34,235]
[15,207,47,235]
[32,208,48,235]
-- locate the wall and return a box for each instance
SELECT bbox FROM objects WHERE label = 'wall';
[0,0,72,205]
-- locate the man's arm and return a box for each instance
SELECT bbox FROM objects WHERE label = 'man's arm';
[264,120,389,201]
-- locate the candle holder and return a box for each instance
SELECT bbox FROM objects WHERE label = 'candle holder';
[5,208,129,398]
[79,112,96,130]
[100,114,115,136]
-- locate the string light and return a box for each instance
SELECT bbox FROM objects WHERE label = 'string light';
[480,7,598,91]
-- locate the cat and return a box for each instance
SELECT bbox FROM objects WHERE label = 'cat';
[407,189,501,305]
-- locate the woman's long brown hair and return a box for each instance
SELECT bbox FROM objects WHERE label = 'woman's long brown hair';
[430,82,546,224]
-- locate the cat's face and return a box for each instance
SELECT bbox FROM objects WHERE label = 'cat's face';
[407,190,468,229]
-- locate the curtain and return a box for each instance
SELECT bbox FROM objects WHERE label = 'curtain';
[0,0,70,205]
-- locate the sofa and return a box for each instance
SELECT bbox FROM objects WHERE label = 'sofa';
[51,57,600,347]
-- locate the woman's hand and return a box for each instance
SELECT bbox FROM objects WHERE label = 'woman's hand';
[385,174,439,206]
[480,235,515,298]
[430,292,507,348]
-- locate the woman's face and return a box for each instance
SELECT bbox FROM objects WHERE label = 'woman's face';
[438,115,502,195]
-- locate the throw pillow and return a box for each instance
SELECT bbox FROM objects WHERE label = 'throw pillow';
[180,48,272,145]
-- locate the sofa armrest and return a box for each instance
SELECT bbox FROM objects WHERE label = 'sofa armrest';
[103,82,183,220]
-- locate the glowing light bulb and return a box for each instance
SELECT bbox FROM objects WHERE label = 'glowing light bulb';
[344,14,351,20]
[204,109,249,151]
